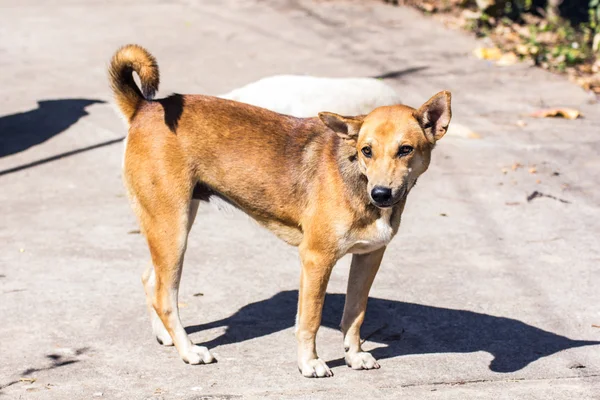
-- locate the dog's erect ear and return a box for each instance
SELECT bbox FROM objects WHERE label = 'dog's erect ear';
[415,91,452,144]
[319,112,364,141]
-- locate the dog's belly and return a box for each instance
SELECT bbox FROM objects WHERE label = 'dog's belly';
[194,182,304,247]
[345,209,394,254]
[261,220,304,246]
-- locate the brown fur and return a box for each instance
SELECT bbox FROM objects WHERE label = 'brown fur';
[109,44,451,377]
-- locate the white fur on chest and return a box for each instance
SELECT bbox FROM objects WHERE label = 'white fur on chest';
[346,209,394,254]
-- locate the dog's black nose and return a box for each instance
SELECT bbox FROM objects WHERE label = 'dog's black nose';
[371,186,392,204]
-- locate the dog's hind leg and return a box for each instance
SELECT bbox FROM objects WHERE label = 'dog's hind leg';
[136,188,214,365]
[340,247,386,370]
[141,199,200,347]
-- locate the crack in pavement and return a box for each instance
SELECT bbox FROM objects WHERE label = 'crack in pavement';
[399,373,600,388]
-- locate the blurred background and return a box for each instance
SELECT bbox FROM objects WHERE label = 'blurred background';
[0,1,599,399]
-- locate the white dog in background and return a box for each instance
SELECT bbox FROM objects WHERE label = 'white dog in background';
[219,75,402,117]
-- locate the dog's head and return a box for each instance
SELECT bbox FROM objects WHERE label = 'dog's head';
[319,91,451,209]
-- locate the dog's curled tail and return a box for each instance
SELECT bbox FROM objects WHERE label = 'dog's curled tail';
[108,44,159,123]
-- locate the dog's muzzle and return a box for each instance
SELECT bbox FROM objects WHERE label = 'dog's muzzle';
[370,185,408,208]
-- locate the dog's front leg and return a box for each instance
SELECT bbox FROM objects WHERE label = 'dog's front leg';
[296,245,336,378]
[340,247,386,370]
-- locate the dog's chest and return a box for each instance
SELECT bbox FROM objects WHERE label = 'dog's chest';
[345,209,394,254]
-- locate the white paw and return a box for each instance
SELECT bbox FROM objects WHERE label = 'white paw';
[345,351,380,370]
[181,345,216,365]
[299,358,333,378]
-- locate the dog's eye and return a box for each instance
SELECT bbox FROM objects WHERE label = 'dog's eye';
[397,145,413,157]
[361,146,372,158]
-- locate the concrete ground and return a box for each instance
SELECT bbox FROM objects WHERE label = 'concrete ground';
[1,0,599,398]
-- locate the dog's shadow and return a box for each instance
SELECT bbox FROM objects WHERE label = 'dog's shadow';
[186,290,599,373]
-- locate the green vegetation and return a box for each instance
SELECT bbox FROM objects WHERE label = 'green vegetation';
[396,0,600,92]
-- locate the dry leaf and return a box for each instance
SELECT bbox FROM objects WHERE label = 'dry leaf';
[515,44,530,55]
[496,52,518,66]
[461,9,481,20]
[592,324,600,328]
[529,167,537,174]
[420,2,436,12]
[474,47,503,61]
[530,108,582,120]
[20,378,36,383]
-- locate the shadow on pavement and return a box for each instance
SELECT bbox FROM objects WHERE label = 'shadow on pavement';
[371,66,428,80]
[0,98,104,158]
[0,136,124,177]
[186,290,600,373]
[0,347,90,393]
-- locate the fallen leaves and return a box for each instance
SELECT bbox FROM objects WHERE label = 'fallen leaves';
[575,73,600,94]
[473,47,519,66]
[496,52,518,66]
[474,47,502,61]
[529,107,582,120]
[397,1,600,95]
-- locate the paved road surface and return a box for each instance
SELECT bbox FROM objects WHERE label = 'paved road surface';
[1,0,599,398]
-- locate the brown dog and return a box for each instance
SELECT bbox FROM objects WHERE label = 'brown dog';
[109,44,451,378]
